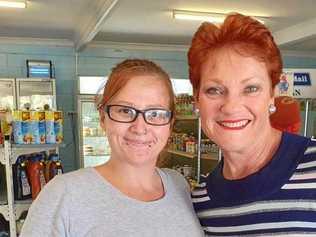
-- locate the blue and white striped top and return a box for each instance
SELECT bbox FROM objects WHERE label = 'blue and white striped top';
[192,132,316,236]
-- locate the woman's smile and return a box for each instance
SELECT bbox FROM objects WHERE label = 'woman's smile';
[123,137,155,148]
[217,119,251,130]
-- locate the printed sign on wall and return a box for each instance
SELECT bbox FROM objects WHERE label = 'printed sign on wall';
[275,72,294,97]
[275,69,316,99]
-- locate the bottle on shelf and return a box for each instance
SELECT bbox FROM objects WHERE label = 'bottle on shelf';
[26,153,46,200]
[175,93,194,116]
[13,156,32,200]
[45,153,63,182]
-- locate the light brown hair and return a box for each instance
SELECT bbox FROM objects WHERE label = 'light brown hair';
[97,59,175,118]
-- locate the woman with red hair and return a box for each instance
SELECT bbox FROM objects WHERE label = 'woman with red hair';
[189,13,316,236]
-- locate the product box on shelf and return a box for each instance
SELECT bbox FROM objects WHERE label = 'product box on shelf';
[54,111,63,144]
[30,112,39,144]
[12,110,23,144]
[168,132,197,154]
[21,111,33,144]
[38,111,46,144]
[45,111,55,144]
[11,110,63,145]
[30,111,46,144]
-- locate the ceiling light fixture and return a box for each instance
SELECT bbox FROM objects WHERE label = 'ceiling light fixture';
[173,10,265,24]
[0,0,26,8]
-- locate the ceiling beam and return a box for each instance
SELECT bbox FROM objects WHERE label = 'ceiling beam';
[273,17,316,47]
[0,37,74,47]
[74,0,119,52]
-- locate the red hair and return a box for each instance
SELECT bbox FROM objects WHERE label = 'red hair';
[188,13,282,95]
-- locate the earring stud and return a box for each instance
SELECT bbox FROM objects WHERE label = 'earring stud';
[269,104,276,114]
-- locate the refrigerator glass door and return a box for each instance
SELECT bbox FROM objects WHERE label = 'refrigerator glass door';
[0,79,15,110]
[17,79,56,110]
[81,101,110,167]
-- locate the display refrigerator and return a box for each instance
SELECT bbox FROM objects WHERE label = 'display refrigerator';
[0,78,16,110]
[16,78,56,110]
[0,78,56,111]
[78,77,110,168]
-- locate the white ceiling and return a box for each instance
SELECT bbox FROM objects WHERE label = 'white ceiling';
[0,0,316,52]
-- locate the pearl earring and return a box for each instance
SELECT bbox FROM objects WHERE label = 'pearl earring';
[269,104,276,114]
[194,108,200,116]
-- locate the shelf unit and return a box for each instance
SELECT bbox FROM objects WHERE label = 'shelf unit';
[166,148,218,161]
[201,153,219,161]
[166,148,195,159]
[166,114,220,182]
[175,114,199,121]
[0,140,59,237]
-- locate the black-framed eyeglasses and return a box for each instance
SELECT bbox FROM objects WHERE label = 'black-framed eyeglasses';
[105,104,173,126]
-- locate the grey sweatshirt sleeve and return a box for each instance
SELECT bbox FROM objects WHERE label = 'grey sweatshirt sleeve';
[20,175,70,237]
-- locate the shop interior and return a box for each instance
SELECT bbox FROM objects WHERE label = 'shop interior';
[0,0,316,236]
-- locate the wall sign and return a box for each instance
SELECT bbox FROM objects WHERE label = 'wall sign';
[293,72,311,86]
[275,69,316,99]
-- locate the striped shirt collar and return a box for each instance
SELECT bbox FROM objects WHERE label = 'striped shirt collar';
[206,132,311,204]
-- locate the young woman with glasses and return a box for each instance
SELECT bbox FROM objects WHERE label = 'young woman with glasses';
[20,59,204,237]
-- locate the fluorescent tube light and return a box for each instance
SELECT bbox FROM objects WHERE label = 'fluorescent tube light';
[173,10,265,24]
[173,10,225,23]
[0,0,26,8]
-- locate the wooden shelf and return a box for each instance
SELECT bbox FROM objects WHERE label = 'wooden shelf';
[175,114,198,120]
[201,153,219,161]
[165,149,196,158]
[166,149,219,161]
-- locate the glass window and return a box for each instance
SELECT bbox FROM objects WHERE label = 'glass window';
[171,78,193,95]
[79,77,107,94]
